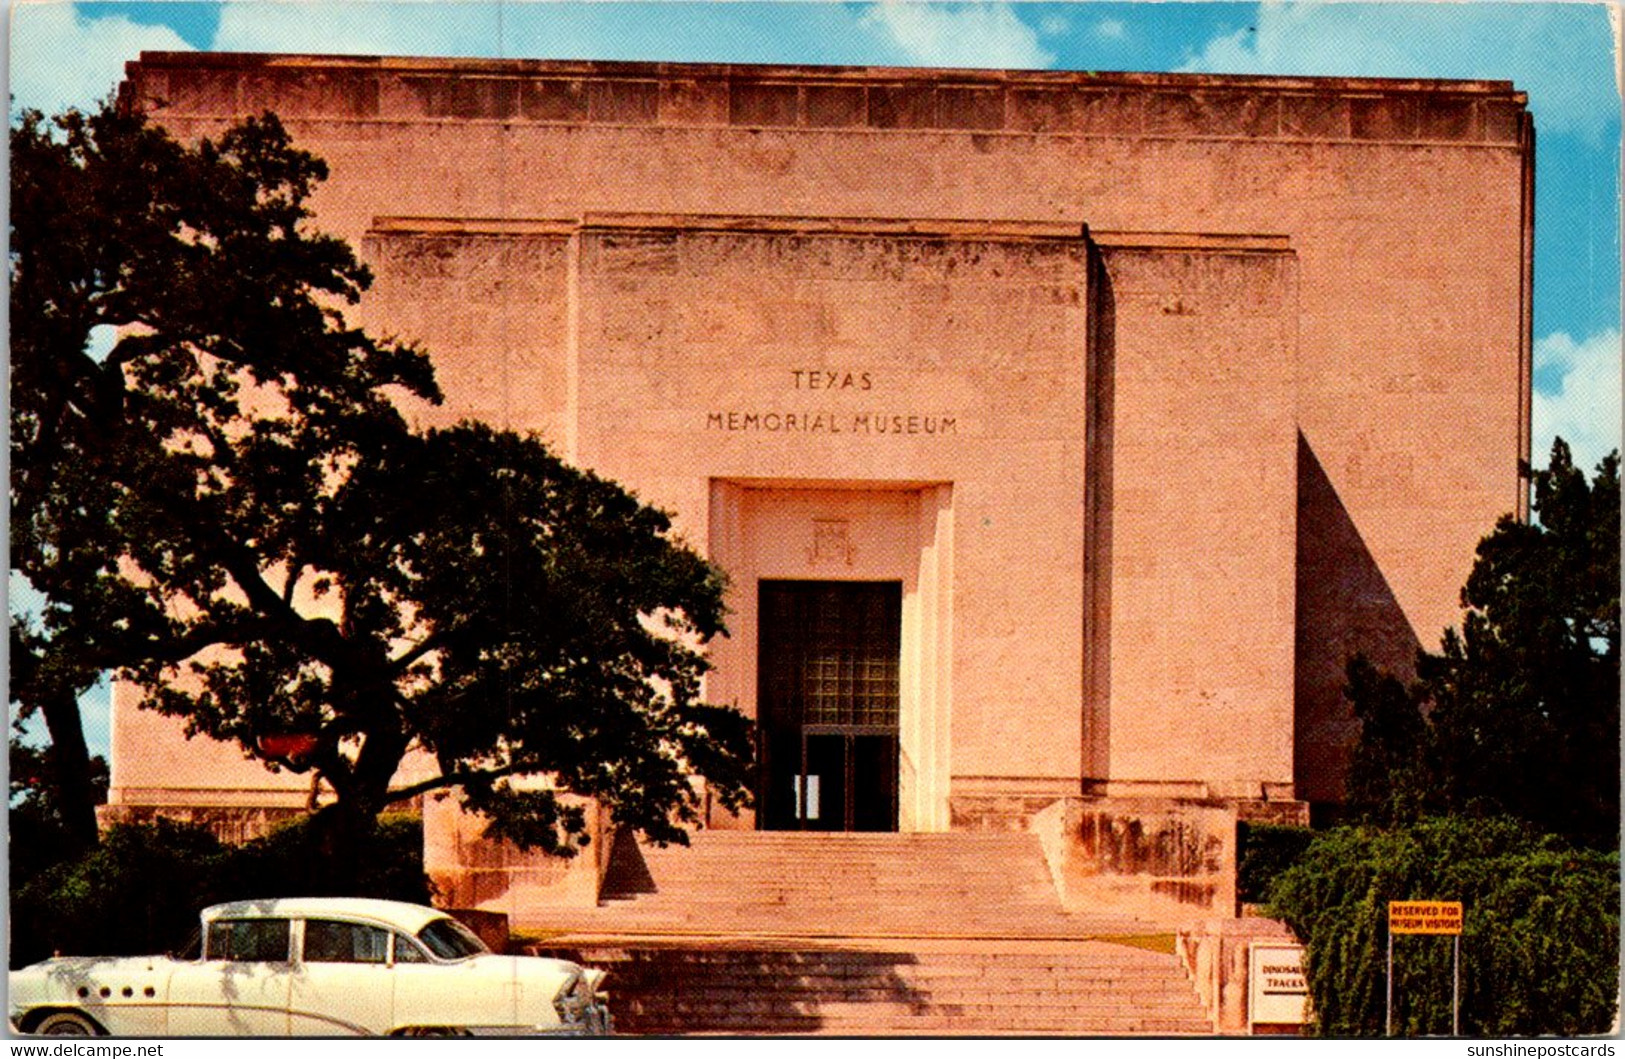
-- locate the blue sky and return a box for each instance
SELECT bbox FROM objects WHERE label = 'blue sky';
[8,1,1622,759]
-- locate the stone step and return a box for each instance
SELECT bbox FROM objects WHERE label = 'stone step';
[622,864,1054,881]
[599,964,1187,982]
[626,872,1054,885]
[614,987,1202,1007]
[673,838,1038,844]
[535,911,1157,938]
[586,950,1182,968]
[545,919,1133,939]
[599,960,1196,980]
[603,968,1194,987]
[622,1012,1216,1035]
[660,1018,1217,1036]
[574,898,1100,914]
[605,879,1058,894]
[568,945,1179,963]
[593,967,1194,990]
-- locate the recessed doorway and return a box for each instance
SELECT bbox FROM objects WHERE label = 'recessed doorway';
[757,580,901,832]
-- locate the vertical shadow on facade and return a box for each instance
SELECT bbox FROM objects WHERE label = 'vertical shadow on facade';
[1293,433,1423,804]
[598,826,658,898]
[1081,238,1115,784]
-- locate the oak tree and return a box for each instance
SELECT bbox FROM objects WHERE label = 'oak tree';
[11,101,750,872]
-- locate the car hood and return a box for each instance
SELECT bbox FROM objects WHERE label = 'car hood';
[461,952,585,983]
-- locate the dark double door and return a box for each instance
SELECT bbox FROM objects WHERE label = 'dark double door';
[758,580,902,832]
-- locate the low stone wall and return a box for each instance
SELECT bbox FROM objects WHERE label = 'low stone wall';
[1028,795,1238,924]
[443,907,513,953]
[422,794,612,926]
[96,802,312,844]
[1178,916,1301,1034]
[1023,794,1312,925]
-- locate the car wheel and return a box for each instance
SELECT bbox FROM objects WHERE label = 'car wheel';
[33,1012,103,1036]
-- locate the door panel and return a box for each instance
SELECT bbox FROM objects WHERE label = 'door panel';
[167,918,292,1035]
[287,919,395,1034]
[758,581,901,832]
[803,733,846,831]
[166,962,290,1035]
[851,734,899,832]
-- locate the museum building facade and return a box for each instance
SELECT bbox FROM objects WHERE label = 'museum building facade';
[103,53,1533,921]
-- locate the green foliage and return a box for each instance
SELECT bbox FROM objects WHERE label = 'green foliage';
[208,813,432,906]
[11,820,227,968]
[9,734,110,887]
[1236,822,1315,904]
[1346,439,1620,849]
[10,815,431,969]
[1268,817,1619,1037]
[11,101,753,859]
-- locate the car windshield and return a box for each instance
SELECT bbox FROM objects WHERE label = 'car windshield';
[416,918,488,960]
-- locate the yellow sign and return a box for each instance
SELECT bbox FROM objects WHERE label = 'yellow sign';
[1388,900,1463,935]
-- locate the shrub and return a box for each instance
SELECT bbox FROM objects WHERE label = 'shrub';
[1268,816,1619,1036]
[11,819,226,967]
[211,812,432,905]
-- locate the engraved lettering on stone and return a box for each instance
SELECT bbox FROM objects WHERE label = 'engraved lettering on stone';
[704,411,957,435]
[809,519,855,566]
[792,370,873,390]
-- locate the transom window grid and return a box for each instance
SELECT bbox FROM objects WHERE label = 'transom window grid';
[761,581,901,729]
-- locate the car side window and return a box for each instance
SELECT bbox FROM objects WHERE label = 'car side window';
[304,919,390,964]
[172,928,202,961]
[392,933,429,964]
[206,918,291,962]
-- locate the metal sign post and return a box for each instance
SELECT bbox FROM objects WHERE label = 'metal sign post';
[1453,934,1461,1037]
[1387,900,1464,1036]
[1385,929,1394,1036]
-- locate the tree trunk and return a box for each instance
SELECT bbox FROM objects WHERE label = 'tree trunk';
[306,730,406,893]
[37,683,101,853]
[306,800,376,893]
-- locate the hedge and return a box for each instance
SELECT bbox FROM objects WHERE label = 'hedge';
[1237,821,1316,905]
[11,813,431,969]
[1267,816,1619,1037]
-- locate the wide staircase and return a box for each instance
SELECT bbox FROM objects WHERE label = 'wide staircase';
[523,830,1214,1036]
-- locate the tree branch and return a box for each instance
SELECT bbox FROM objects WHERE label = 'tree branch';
[388,628,451,674]
[384,762,530,805]
[86,614,272,671]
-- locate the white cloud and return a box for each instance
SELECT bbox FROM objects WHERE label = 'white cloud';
[10,1,192,113]
[1531,329,1621,473]
[1094,18,1126,42]
[1180,3,1617,141]
[860,1,1052,70]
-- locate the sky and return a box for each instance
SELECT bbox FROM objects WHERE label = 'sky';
[7,1,1622,759]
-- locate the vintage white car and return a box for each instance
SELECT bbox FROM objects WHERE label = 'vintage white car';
[9,897,610,1037]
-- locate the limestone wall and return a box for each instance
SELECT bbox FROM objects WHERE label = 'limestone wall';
[111,54,1531,817]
